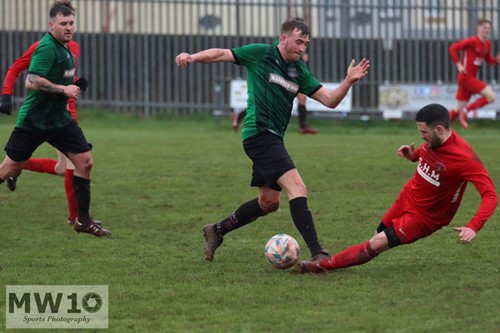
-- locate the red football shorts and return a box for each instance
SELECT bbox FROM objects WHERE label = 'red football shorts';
[382,191,446,244]
[456,73,487,101]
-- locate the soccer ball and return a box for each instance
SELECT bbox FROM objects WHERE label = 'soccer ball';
[264,234,300,269]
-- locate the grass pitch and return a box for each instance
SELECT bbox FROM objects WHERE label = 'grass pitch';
[0,111,499,332]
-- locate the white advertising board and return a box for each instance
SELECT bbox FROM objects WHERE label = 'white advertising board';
[379,83,500,120]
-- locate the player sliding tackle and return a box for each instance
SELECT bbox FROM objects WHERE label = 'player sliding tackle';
[297,103,497,274]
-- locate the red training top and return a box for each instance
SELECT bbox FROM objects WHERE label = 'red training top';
[405,130,497,232]
[449,35,497,78]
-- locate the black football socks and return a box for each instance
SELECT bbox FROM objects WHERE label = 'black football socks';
[72,175,92,224]
[298,104,307,128]
[290,197,322,256]
[215,198,264,237]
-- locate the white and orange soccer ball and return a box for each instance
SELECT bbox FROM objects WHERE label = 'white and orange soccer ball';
[264,234,301,269]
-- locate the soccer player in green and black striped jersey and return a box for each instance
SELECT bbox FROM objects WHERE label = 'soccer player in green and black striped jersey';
[0,0,110,237]
[176,17,370,262]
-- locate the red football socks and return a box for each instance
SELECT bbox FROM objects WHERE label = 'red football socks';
[23,158,57,175]
[320,240,379,270]
[65,169,79,221]
[466,97,489,112]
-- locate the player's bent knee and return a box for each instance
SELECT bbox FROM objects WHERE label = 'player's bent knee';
[74,157,93,173]
[54,161,67,176]
[383,226,402,248]
[483,87,496,102]
[260,201,279,215]
[54,165,66,176]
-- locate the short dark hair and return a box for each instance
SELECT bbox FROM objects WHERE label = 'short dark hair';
[281,17,310,37]
[415,103,450,129]
[477,18,492,26]
[50,0,75,18]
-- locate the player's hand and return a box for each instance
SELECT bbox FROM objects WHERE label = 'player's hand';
[496,53,500,64]
[0,94,13,115]
[63,85,80,100]
[74,77,89,91]
[175,53,194,67]
[397,143,415,160]
[453,226,476,243]
[456,63,466,74]
[346,58,370,83]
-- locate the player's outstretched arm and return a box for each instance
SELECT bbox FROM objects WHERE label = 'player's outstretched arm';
[345,58,370,83]
[176,49,234,67]
[311,58,370,109]
[452,227,476,243]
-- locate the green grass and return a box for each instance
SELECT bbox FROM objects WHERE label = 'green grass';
[0,111,499,333]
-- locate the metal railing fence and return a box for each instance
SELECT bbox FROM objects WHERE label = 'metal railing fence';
[1,0,499,116]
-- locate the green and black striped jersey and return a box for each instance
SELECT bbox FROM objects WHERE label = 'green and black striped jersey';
[232,43,321,140]
[17,33,75,130]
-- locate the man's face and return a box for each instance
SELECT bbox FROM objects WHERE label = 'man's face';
[477,22,491,40]
[416,121,442,149]
[49,14,75,44]
[280,28,309,62]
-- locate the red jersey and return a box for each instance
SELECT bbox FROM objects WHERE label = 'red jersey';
[403,131,497,232]
[449,35,497,77]
[1,40,80,121]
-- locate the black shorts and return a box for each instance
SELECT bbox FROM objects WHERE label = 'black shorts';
[243,131,295,191]
[4,121,92,162]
